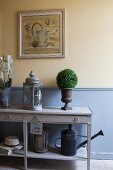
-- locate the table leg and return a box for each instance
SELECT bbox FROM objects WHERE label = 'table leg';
[23,120,28,170]
[87,123,91,170]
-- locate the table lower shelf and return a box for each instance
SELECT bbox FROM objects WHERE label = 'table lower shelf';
[0,146,87,161]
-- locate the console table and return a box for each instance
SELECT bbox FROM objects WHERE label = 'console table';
[0,106,92,170]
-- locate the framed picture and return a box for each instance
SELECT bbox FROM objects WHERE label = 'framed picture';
[18,9,65,58]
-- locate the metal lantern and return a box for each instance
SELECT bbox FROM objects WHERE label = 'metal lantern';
[23,71,42,110]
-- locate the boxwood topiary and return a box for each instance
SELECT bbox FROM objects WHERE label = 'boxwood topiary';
[56,68,78,88]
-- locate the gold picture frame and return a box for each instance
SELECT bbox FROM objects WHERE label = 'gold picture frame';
[18,9,65,58]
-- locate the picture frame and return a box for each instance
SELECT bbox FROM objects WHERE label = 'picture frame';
[18,9,65,58]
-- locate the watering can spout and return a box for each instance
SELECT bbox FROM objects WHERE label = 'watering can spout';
[77,130,104,149]
[99,130,104,136]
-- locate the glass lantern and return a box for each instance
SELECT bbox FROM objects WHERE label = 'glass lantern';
[23,71,42,110]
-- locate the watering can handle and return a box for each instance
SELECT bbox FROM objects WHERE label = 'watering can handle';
[54,138,61,148]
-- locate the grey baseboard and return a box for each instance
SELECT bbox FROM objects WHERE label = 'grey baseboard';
[91,152,113,160]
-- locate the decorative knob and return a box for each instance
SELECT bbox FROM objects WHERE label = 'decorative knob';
[74,117,79,122]
[4,114,11,120]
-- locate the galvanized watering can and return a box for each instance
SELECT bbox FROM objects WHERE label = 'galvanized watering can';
[55,125,104,156]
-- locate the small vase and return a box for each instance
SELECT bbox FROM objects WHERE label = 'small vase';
[0,88,10,108]
[61,88,72,110]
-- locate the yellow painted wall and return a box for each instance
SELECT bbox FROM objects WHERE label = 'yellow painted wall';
[0,12,2,55]
[0,0,113,87]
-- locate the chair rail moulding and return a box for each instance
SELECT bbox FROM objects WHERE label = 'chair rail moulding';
[18,9,65,59]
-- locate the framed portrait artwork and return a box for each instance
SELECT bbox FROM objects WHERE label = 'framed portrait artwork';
[18,9,65,58]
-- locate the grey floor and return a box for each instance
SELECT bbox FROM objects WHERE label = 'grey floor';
[0,157,113,170]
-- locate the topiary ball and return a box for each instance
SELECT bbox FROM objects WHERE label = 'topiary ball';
[56,68,78,88]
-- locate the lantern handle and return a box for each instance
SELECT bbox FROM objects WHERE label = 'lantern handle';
[31,114,41,123]
[29,71,35,77]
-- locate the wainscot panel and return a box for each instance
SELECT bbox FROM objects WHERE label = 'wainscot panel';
[0,87,113,159]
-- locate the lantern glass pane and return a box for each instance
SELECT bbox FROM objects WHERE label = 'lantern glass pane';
[34,85,42,106]
[24,84,33,105]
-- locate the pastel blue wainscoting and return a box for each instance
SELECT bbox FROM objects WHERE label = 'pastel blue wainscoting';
[0,87,113,159]
[42,87,113,159]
